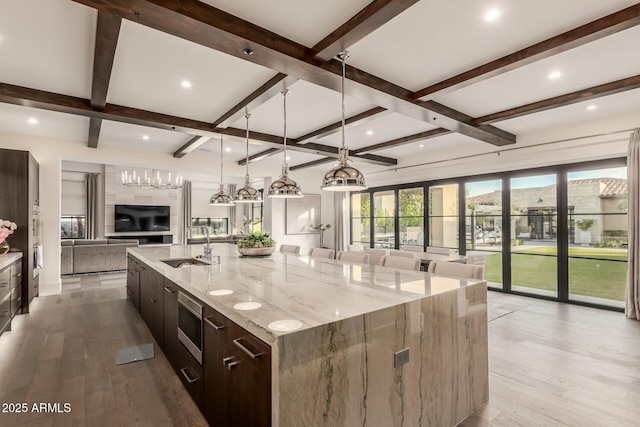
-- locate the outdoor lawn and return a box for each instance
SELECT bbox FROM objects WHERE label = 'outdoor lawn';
[483,246,628,301]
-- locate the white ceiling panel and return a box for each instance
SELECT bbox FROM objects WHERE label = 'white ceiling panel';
[197,0,371,47]
[316,112,438,150]
[107,20,276,123]
[0,102,89,142]
[229,80,374,139]
[434,25,640,118]
[0,0,95,98]
[98,120,194,153]
[372,133,482,161]
[349,0,638,91]
[495,87,640,135]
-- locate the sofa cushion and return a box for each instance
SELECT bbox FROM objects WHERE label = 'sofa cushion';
[74,239,108,245]
[61,240,75,246]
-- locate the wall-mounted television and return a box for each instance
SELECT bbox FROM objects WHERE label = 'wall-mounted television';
[115,204,170,232]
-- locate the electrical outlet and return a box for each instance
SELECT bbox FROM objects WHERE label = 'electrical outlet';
[394,347,409,368]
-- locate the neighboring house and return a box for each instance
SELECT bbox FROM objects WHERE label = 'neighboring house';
[467,178,627,244]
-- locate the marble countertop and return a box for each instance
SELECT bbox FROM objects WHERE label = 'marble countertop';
[0,252,22,270]
[129,244,484,342]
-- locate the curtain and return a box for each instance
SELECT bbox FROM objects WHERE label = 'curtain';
[333,192,350,252]
[85,173,99,239]
[626,129,640,319]
[182,180,192,244]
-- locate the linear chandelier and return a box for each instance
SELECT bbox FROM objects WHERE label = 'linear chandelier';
[121,169,183,189]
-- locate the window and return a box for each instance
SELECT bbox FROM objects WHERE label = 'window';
[399,187,424,249]
[61,216,86,239]
[351,193,371,246]
[428,184,458,249]
[251,199,263,232]
[191,218,228,237]
[567,167,627,307]
[373,190,395,248]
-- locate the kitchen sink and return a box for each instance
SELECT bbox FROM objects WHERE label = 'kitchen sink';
[160,257,214,268]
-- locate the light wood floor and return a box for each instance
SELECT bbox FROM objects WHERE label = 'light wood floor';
[1,274,639,426]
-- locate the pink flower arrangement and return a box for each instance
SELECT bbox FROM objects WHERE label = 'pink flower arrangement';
[0,219,18,244]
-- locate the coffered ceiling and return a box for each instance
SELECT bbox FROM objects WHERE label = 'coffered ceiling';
[0,0,639,180]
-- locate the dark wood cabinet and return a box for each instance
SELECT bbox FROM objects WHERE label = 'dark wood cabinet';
[0,149,39,313]
[0,265,10,333]
[139,262,164,347]
[176,340,204,409]
[163,278,179,369]
[10,260,22,317]
[126,255,140,311]
[203,306,271,427]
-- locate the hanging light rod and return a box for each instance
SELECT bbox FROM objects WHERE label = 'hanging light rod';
[321,50,367,192]
[268,89,303,198]
[235,108,263,203]
[209,135,235,206]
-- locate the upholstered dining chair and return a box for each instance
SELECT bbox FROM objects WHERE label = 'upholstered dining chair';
[347,243,365,251]
[426,246,454,255]
[364,248,387,265]
[427,261,484,279]
[388,250,416,259]
[279,244,301,254]
[308,247,335,259]
[378,255,421,271]
[336,251,369,264]
[402,245,425,253]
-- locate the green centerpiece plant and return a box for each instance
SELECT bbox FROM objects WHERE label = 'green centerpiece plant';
[237,231,276,256]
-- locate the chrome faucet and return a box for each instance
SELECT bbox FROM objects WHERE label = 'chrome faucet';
[201,226,212,261]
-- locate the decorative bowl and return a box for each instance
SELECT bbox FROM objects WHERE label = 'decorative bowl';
[237,246,276,257]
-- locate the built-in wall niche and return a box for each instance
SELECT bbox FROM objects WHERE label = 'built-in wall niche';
[104,165,180,237]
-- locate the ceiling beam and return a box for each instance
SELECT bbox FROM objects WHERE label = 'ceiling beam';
[311,0,418,61]
[0,82,396,166]
[290,158,335,172]
[475,74,640,124]
[174,0,412,159]
[239,106,388,165]
[414,3,640,100]
[87,11,122,148]
[71,0,515,147]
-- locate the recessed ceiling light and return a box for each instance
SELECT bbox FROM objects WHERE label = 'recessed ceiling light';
[27,117,38,125]
[484,9,502,22]
[547,71,562,80]
[180,80,192,89]
[225,147,231,152]
[286,156,291,161]
[142,135,150,140]
[419,144,424,148]
[586,105,597,111]
[366,130,374,136]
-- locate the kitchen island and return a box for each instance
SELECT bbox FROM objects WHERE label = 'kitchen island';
[128,244,488,427]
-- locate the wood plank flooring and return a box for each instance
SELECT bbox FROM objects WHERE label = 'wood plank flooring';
[1,274,639,426]
[0,273,207,427]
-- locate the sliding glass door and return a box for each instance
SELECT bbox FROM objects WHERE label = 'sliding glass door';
[351,193,371,247]
[429,183,458,250]
[510,174,558,297]
[567,167,628,308]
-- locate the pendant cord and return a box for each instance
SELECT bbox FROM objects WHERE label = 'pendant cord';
[219,135,224,187]
[341,53,346,151]
[245,108,251,176]
[282,89,289,164]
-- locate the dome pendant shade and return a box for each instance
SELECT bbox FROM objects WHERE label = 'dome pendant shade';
[268,164,303,198]
[209,183,235,206]
[321,148,367,191]
[235,175,263,203]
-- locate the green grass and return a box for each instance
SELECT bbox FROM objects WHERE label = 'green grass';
[483,246,628,302]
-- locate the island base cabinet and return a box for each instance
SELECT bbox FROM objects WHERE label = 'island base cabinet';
[203,307,271,427]
[126,255,140,312]
[163,278,179,369]
[139,263,164,348]
[176,341,204,409]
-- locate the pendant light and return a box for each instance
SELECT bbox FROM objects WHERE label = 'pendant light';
[234,109,263,203]
[321,50,367,192]
[209,135,235,206]
[268,89,303,198]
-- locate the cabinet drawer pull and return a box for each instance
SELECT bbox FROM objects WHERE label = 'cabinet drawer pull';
[127,289,133,295]
[151,298,157,303]
[233,338,264,359]
[204,316,225,330]
[164,286,176,294]
[180,367,199,384]
[223,356,240,371]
